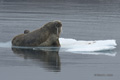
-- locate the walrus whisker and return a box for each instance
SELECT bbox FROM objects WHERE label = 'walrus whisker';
[61,27,63,33]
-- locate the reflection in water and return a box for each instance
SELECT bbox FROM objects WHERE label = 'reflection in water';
[12,47,61,72]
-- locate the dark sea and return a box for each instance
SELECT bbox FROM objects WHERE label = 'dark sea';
[0,0,120,80]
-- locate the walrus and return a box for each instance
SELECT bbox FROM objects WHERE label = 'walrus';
[12,21,62,47]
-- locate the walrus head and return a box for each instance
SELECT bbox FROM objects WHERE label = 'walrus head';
[44,20,62,37]
[54,20,62,36]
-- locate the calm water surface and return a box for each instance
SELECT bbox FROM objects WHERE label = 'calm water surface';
[0,0,120,80]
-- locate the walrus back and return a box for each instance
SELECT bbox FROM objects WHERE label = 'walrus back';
[12,27,50,47]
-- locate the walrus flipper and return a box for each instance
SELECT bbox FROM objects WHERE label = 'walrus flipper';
[39,34,60,47]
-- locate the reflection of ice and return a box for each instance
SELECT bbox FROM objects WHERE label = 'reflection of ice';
[64,50,117,57]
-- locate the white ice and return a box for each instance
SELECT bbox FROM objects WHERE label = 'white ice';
[59,38,117,52]
[0,41,11,48]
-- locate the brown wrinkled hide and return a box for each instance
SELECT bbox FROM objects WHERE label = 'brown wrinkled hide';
[12,21,62,47]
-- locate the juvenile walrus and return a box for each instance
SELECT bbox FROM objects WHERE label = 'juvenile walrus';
[12,21,62,47]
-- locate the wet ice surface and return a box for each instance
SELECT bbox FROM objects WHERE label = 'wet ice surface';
[0,0,120,80]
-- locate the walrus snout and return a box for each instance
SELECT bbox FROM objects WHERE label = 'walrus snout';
[53,21,62,36]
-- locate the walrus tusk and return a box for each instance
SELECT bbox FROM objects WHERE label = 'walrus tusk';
[61,27,63,33]
[56,27,58,36]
